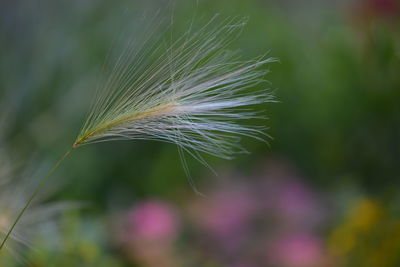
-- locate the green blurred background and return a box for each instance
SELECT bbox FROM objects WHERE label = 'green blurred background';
[1,0,400,266]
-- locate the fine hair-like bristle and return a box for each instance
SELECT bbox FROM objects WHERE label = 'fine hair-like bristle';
[74,16,276,160]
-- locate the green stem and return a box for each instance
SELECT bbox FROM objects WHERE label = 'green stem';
[0,147,74,250]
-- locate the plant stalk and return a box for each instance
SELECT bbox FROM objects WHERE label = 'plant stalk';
[0,147,74,250]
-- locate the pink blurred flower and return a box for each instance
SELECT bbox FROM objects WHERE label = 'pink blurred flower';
[188,184,259,255]
[120,200,180,267]
[369,0,399,15]
[192,188,256,238]
[268,233,326,267]
[354,0,400,20]
[126,200,179,242]
[257,159,325,229]
[231,261,258,267]
[274,180,324,229]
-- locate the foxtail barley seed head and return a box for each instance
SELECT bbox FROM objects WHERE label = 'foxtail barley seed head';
[74,17,276,160]
[0,15,276,256]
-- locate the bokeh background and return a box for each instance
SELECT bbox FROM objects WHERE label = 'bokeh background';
[1,0,400,266]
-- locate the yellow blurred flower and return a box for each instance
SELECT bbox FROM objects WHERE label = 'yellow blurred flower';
[328,197,400,267]
[79,241,100,262]
[347,199,381,232]
[329,225,356,256]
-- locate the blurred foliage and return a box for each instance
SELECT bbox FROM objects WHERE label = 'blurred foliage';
[0,0,400,265]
